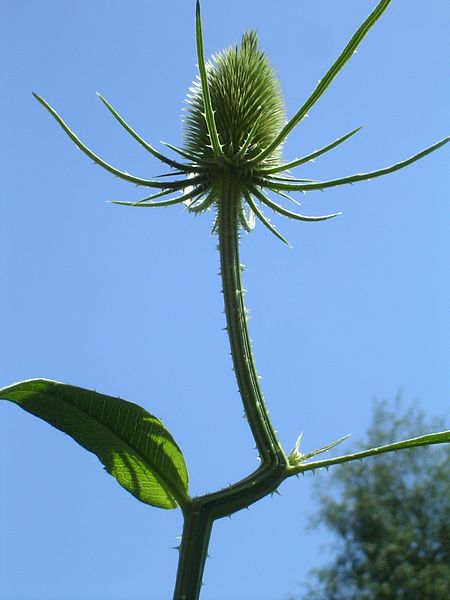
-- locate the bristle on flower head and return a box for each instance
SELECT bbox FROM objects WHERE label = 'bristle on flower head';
[184,31,286,169]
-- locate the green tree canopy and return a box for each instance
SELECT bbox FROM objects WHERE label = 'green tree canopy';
[301,398,450,600]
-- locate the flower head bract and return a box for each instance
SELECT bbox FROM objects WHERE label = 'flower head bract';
[33,0,449,245]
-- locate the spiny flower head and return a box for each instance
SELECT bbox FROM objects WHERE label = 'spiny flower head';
[33,0,449,245]
[184,30,286,170]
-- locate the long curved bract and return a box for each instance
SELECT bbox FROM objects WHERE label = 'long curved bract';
[195,0,223,158]
[259,127,363,175]
[251,186,341,222]
[245,192,291,246]
[111,186,206,208]
[261,137,450,193]
[32,93,192,190]
[248,0,392,166]
[96,93,193,171]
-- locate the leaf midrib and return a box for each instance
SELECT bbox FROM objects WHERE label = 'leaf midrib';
[8,382,189,508]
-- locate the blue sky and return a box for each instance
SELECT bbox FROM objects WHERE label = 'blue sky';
[1,1,449,599]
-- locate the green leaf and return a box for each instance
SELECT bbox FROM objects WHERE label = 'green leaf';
[288,433,350,467]
[1,379,190,510]
[288,430,450,475]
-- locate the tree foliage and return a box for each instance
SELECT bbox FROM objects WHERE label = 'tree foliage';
[302,398,450,600]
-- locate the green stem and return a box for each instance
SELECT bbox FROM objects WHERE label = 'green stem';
[217,173,286,466]
[172,505,213,600]
[172,172,288,600]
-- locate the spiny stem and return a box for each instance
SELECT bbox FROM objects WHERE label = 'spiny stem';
[217,174,286,465]
[172,506,213,600]
[172,173,288,599]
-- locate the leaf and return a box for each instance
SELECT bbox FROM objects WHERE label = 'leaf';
[0,379,190,510]
[288,433,350,467]
[288,430,450,475]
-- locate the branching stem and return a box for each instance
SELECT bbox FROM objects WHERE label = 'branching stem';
[172,507,214,600]
[172,173,288,600]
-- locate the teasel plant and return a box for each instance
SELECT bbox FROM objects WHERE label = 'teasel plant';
[2,1,449,598]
